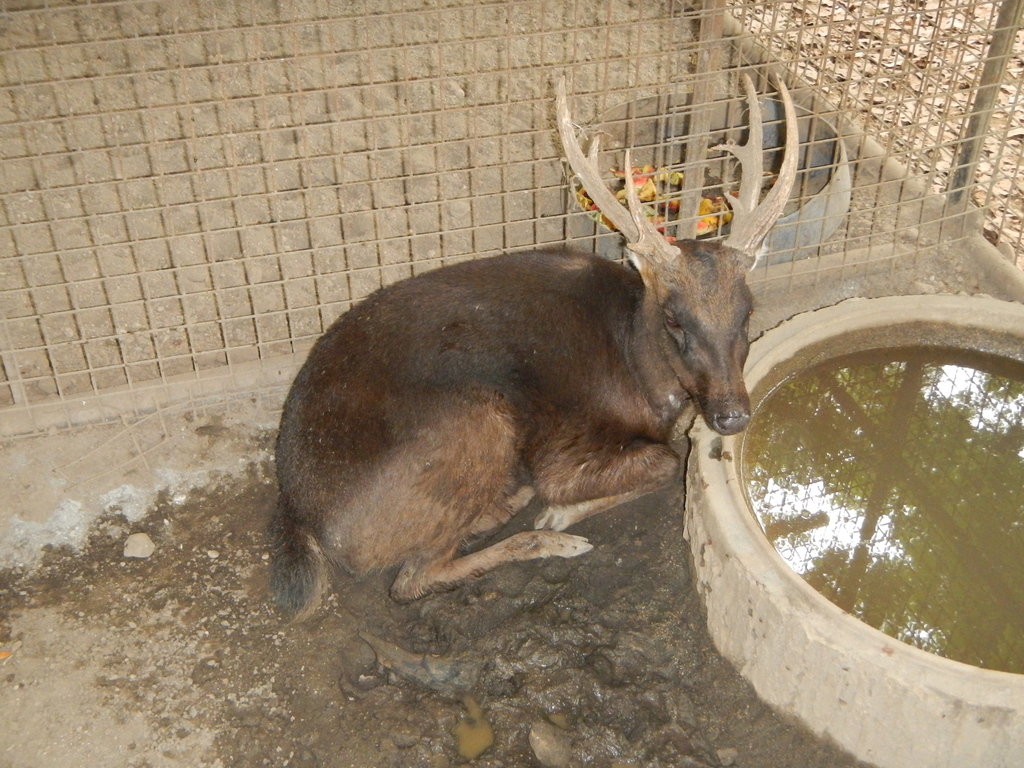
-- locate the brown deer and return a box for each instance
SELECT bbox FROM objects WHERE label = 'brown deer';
[270,76,798,615]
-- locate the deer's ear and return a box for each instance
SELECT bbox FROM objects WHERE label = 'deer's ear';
[625,250,645,275]
[737,246,759,273]
[626,248,660,288]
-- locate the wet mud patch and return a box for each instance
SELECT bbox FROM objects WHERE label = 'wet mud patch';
[0,456,870,768]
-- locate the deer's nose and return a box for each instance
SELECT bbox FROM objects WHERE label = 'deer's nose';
[710,411,750,436]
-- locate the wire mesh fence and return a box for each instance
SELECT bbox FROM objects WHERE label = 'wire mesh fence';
[732,0,1024,256]
[0,0,1022,438]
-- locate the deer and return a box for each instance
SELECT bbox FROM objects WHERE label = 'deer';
[269,75,798,616]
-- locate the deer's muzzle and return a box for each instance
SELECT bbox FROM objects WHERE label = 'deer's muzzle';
[709,410,750,436]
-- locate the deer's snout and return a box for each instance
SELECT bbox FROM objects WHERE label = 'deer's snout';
[709,409,750,436]
[699,377,751,436]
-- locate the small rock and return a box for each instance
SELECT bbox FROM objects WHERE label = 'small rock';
[207,549,220,559]
[353,673,382,691]
[338,635,383,697]
[913,280,939,295]
[123,533,155,559]
[390,725,420,749]
[666,688,699,730]
[340,636,378,677]
[717,747,739,766]
[547,713,570,729]
[529,721,571,768]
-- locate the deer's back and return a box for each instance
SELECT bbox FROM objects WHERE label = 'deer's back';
[276,251,664,490]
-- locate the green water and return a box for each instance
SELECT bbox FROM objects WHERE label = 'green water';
[742,347,1024,674]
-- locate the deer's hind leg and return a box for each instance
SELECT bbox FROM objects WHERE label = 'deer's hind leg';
[390,529,592,602]
[530,428,681,532]
[382,393,592,603]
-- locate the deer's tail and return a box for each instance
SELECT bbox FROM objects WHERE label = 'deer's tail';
[269,503,329,621]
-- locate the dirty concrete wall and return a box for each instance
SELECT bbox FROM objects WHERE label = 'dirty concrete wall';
[0,0,698,565]
[0,0,695,435]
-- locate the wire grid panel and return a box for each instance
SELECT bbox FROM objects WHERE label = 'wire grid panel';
[0,0,699,434]
[1,0,1022,438]
[730,0,1024,261]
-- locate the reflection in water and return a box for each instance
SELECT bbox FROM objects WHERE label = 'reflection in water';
[742,347,1024,674]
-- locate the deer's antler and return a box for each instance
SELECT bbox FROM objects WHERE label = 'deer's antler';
[716,74,799,257]
[556,79,681,269]
[557,75,798,266]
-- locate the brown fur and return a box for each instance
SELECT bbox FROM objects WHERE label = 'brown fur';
[270,246,753,612]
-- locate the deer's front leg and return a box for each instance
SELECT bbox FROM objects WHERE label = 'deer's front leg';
[534,490,649,532]
[529,434,680,532]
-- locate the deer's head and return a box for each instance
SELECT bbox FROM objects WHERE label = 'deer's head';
[556,75,798,435]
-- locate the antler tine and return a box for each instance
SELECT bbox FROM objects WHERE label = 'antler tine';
[557,79,680,265]
[622,148,681,265]
[557,79,639,242]
[718,74,799,256]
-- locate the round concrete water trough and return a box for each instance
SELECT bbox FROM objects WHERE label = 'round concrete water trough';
[685,295,1024,768]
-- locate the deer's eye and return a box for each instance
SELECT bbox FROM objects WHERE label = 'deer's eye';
[664,312,681,330]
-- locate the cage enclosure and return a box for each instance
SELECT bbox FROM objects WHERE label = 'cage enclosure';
[2,0,1024,765]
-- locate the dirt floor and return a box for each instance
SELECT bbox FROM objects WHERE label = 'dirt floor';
[5,241,1021,768]
[0,425,875,768]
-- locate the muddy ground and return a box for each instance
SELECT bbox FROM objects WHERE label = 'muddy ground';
[2,243,1014,768]
[0,426,873,768]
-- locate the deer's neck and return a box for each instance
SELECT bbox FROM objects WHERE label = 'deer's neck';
[629,293,690,432]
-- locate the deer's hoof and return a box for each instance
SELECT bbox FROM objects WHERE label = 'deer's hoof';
[534,507,571,531]
[546,532,593,558]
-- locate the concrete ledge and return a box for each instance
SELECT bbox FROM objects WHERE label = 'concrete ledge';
[0,349,307,439]
[685,295,1024,768]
